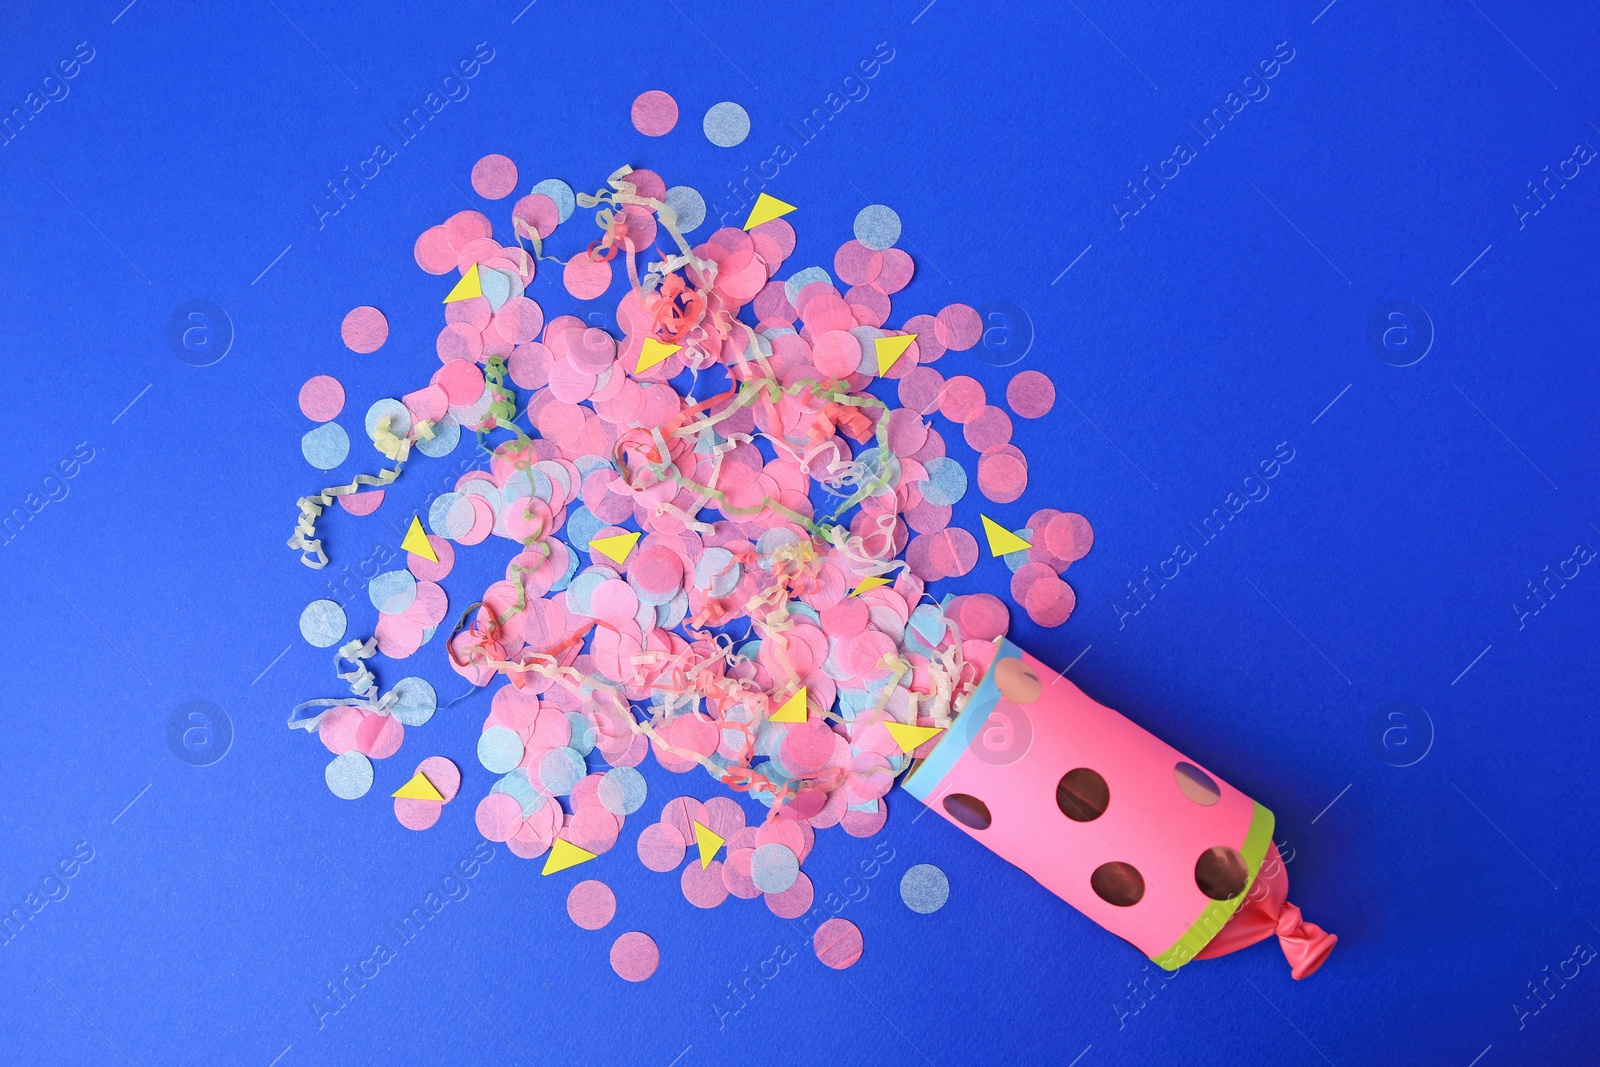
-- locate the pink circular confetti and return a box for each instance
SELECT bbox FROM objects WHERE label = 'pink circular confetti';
[841,802,888,837]
[475,793,523,842]
[437,322,482,363]
[1006,369,1056,419]
[394,797,442,830]
[963,406,1013,452]
[341,307,389,354]
[356,713,403,759]
[682,860,730,908]
[897,367,944,415]
[507,825,552,861]
[1025,573,1078,627]
[660,796,709,843]
[812,918,864,969]
[927,528,979,578]
[977,450,1029,504]
[631,90,679,136]
[416,756,461,802]
[566,879,617,930]
[935,304,983,351]
[1044,512,1094,563]
[564,254,613,300]
[414,226,457,274]
[408,535,455,582]
[937,376,985,423]
[298,375,345,422]
[765,870,814,919]
[904,314,944,361]
[813,331,861,379]
[721,848,762,898]
[471,154,519,200]
[1011,561,1056,605]
[436,360,486,406]
[610,931,660,981]
[636,822,687,872]
[337,490,384,516]
[512,194,559,241]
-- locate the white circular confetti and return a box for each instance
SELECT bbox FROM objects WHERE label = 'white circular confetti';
[429,492,475,539]
[539,746,585,794]
[325,751,373,799]
[900,863,950,913]
[300,423,349,470]
[664,185,707,232]
[478,726,524,774]
[364,397,411,441]
[299,599,347,647]
[751,843,800,894]
[598,766,648,816]
[389,677,437,726]
[703,102,751,147]
[853,204,902,251]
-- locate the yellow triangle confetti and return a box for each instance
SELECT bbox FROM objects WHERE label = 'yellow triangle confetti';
[635,337,682,375]
[851,576,892,596]
[884,722,945,754]
[874,333,917,375]
[770,687,808,723]
[981,515,1033,557]
[589,531,640,564]
[693,820,725,869]
[743,192,796,231]
[443,262,483,303]
[542,837,597,875]
[391,771,445,801]
[401,515,438,562]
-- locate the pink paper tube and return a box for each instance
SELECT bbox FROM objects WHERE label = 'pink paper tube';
[904,637,1336,978]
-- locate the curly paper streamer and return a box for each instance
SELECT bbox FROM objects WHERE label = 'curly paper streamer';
[285,636,400,732]
[288,467,404,569]
[286,419,435,569]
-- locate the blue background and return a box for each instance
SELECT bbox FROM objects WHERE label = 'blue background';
[3,0,1598,1063]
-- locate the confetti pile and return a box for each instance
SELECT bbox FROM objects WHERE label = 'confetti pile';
[285,90,1093,978]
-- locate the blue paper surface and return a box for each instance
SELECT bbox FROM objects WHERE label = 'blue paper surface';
[2,1,1597,1063]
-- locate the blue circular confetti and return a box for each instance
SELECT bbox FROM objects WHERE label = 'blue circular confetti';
[492,769,547,816]
[920,456,968,507]
[531,178,576,222]
[368,569,417,615]
[664,185,706,232]
[417,412,461,458]
[566,712,597,756]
